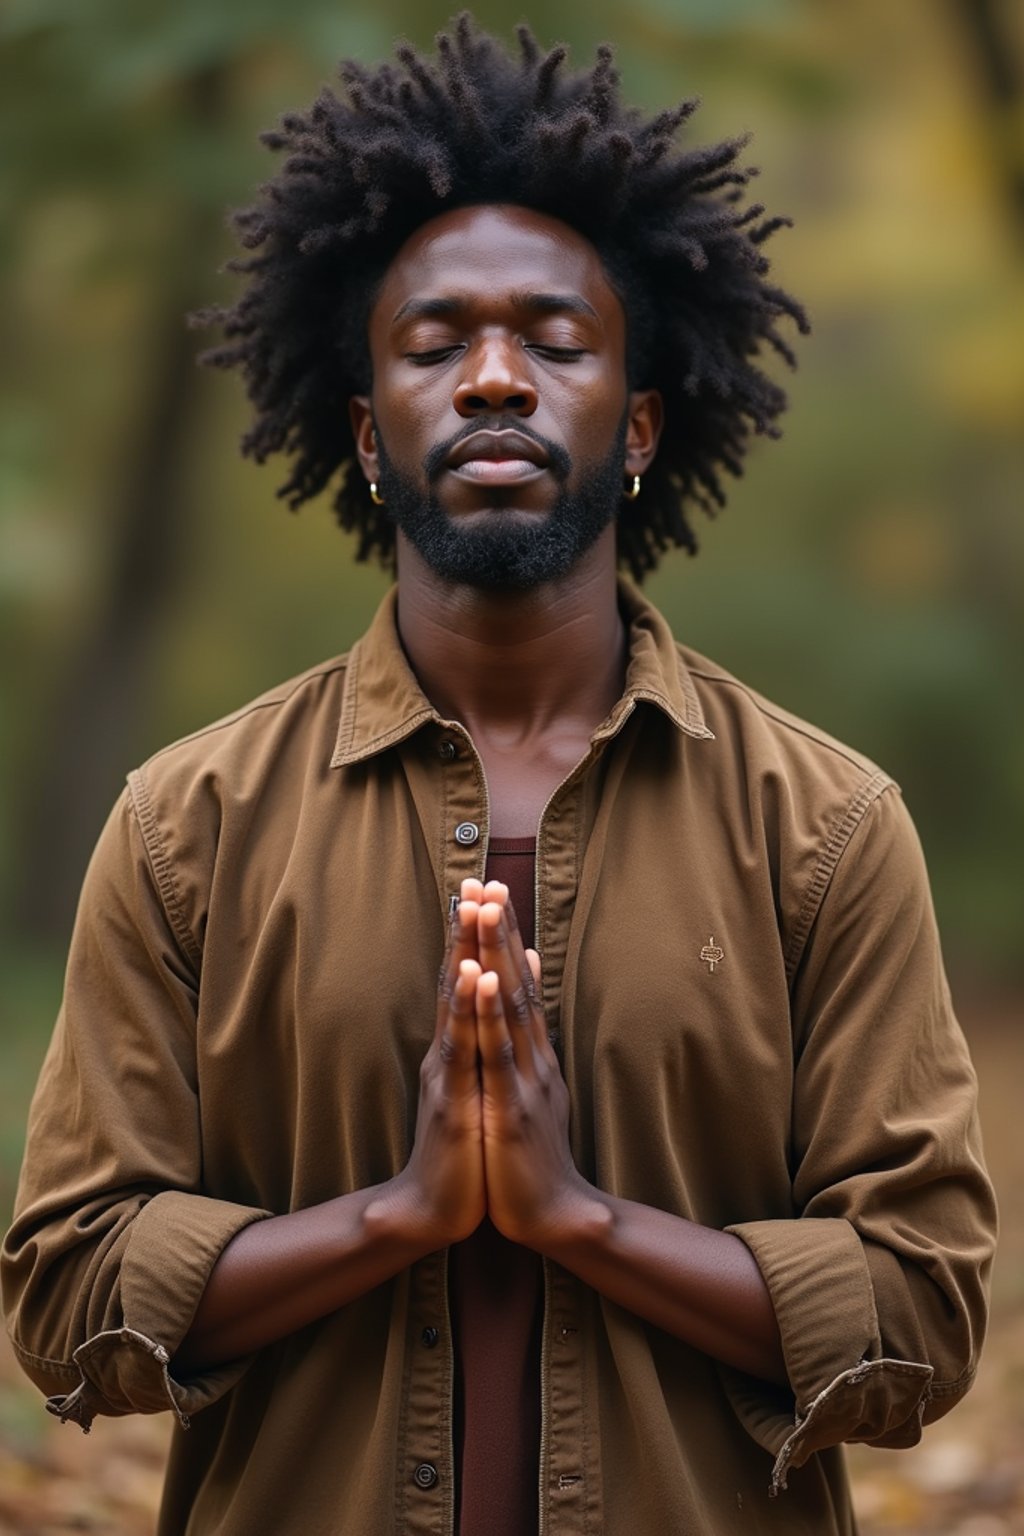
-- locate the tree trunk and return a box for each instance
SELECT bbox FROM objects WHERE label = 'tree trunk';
[17,65,230,942]
[949,0,1024,239]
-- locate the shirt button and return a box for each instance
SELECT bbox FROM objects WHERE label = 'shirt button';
[454,821,479,846]
[413,1462,439,1490]
[420,1326,440,1348]
[437,739,457,761]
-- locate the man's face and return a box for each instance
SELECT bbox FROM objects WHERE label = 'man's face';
[351,204,660,590]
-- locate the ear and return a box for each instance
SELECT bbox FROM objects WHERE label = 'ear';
[624,389,663,478]
[349,396,379,484]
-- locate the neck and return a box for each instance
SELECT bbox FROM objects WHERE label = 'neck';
[395,528,627,748]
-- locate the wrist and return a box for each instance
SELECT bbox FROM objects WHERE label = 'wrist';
[362,1174,448,1259]
[531,1177,614,1260]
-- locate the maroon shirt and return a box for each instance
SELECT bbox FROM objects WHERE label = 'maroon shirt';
[450,837,543,1536]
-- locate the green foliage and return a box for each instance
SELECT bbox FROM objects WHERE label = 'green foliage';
[0,0,1021,988]
[0,947,63,1219]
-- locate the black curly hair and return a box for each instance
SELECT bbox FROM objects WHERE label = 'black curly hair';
[196,13,809,581]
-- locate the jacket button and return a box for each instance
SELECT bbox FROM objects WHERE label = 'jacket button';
[438,739,457,761]
[413,1462,439,1490]
[421,1326,440,1348]
[454,821,479,846]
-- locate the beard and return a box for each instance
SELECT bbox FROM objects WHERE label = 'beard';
[375,416,627,592]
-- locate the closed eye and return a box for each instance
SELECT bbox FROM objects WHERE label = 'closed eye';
[405,346,463,365]
[404,342,586,365]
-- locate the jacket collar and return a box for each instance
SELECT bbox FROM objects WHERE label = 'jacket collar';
[330,578,713,769]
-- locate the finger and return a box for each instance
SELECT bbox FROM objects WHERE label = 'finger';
[515,927,548,1064]
[481,896,540,1012]
[477,897,527,981]
[439,958,481,1074]
[503,898,539,997]
[491,894,537,995]
[435,901,479,1043]
[482,880,508,905]
[478,901,537,1075]
[475,970,519,1099]
[520,946,557,1063]
[460,878,485,904]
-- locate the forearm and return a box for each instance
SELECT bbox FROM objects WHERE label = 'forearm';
[177,931,498,1379]
[541,1186,788,1388]
[174,1177,440,1374]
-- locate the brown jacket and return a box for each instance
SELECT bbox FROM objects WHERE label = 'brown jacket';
[3,581,996,1534]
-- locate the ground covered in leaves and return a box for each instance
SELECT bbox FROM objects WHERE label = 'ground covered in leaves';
[1,999,1020,1535]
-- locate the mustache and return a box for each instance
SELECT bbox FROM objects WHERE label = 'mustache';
[421,421,572,483]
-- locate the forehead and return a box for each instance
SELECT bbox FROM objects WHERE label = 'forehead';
[371,204,624,331]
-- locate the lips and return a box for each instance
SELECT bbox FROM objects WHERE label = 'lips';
[445,430,550,472]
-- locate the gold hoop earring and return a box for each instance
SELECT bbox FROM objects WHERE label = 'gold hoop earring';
[623,474,641,501]
[369,482,385,507]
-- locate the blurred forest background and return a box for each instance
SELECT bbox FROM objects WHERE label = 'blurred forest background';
[0,0,1021,1531]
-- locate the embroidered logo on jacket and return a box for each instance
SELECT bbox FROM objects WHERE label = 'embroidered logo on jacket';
[700,936,724,973]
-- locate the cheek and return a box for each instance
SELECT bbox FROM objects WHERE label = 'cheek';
[379,356,459,419]
[373,384,434,457]
[569,395,627,464]
[571,363,628,431]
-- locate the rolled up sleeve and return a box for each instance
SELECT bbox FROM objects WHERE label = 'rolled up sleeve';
[722,787,997,1490]
[2,791,271,1430]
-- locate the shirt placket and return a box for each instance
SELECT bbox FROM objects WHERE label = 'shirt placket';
[397,722,490,1535]
[400,1249,455,1536]
[438,723,492,909]
[534,745,610,1536]
[399,720,614,1536]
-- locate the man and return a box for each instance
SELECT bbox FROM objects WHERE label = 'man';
[3,19,996,1536]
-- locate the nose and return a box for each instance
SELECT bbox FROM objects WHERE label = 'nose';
[453,334,538,418]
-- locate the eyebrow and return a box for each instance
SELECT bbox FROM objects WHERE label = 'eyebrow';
[391,291,601,326]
